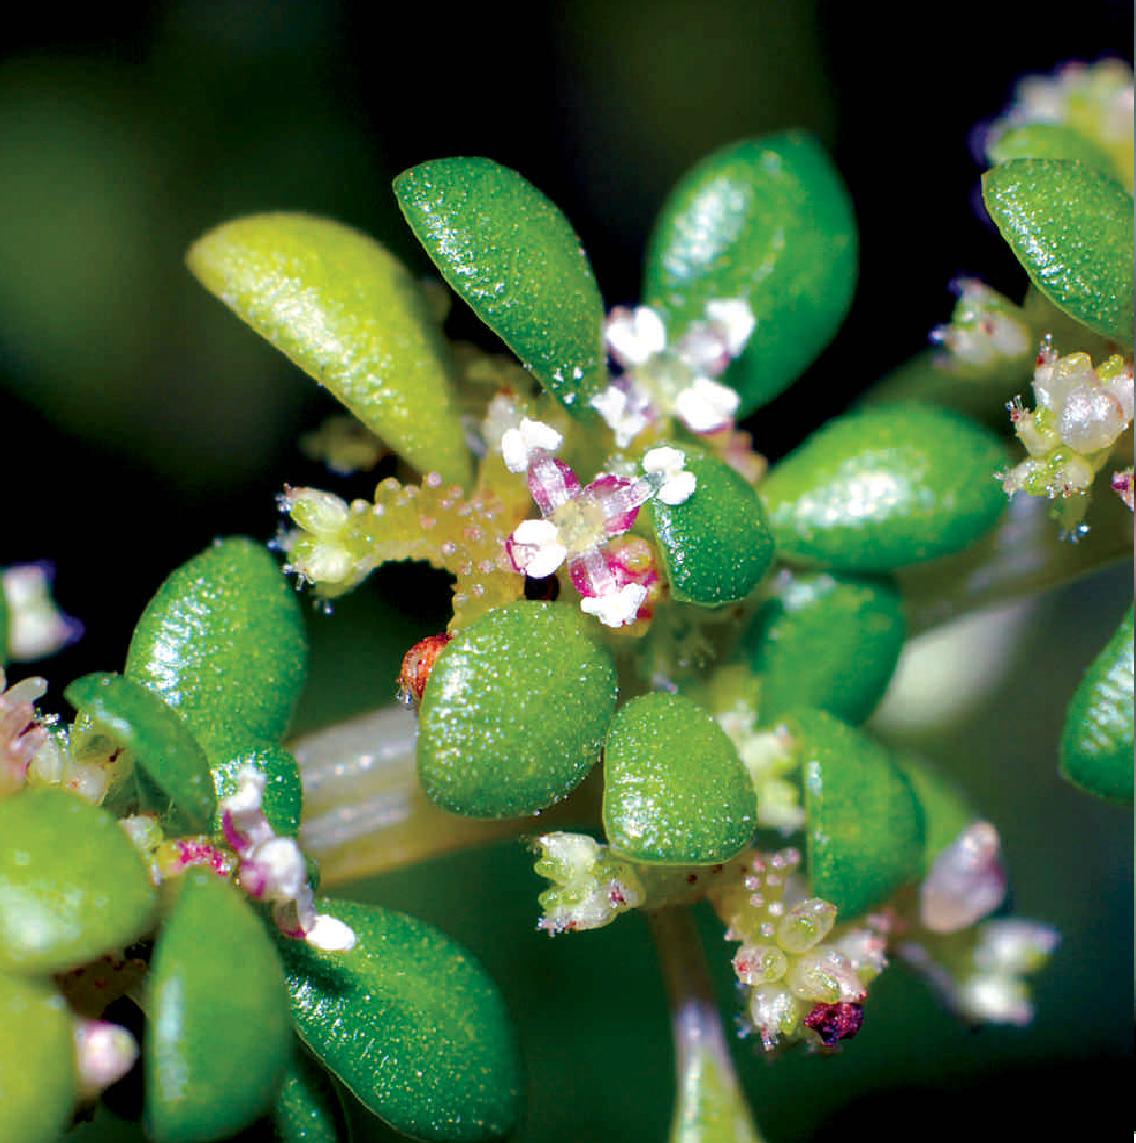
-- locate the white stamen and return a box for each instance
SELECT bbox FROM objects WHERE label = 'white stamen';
[605,306,667,366]
[643,446,697,506]
[673,376,740,433]
[501,417,563,473]
[705,298,756,356]
[590,384,651,447]
[306,913,358,952]
[509,519,568,578]
[579,582,648,628]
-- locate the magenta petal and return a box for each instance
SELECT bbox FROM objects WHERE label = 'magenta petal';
[529,454,581,515]
[569,549,618,599]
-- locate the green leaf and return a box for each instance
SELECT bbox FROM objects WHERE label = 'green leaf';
[648,444,775,604]
[1060,605,1133,804]
[739,571,905,724]
[394,157,606,415]
[790,709,924,917]
[0,973,76,1143]
[418,602,617,818]
[125,538,308,757]
[147,869,290,1143]
[760,404,1008,571]
[64,672,215,833]
[645,131,857,413]
[982,159,1134,345]
[273,1043,349,1143]
[894,754,976,871]
[280,898,522,1142]
[602,692,754,864]
[209,739,303,839]
[0,789,156,974]
[187,213,472,486]
[987,123,1120,178]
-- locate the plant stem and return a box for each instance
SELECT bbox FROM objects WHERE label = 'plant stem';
[648,907,764,1143]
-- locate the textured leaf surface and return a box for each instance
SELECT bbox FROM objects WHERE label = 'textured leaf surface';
[418,602,617,818]
[648,444,775,604]
[65,672,215,832]
[1060,605,1133,803]
[188,213,471,484]
[603,693,754,864]
[982,159,1133,344]
[395,157,606,415]
[272,1044,349,1143]
[792,709,924,917]
[0,974,75,1143]
[125,538,307,757]
[0,789,156,974]
[645,132,856,413]
[760,404,1008,571]
[281,898,522,1142]
[147,870,290,1143]
[740,571,905,724]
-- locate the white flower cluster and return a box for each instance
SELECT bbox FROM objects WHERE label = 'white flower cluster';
[930,279,1031,370]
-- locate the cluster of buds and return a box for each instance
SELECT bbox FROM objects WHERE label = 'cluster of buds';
[930,279,1031,371]
[501,418,694,628]
[532,832,646,935]
[590,300,753,446]
[709,848,887,1052]
[714,704,804,832]
[1000,341,1134,533]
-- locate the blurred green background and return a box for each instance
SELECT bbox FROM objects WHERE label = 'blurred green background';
[2,1,1131,1139]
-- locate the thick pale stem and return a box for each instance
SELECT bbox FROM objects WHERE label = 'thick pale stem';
[649,907,764,1143]
[899,492,1132,636]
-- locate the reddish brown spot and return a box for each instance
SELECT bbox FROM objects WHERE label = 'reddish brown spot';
[398,632,453,705]
[804,1002,864,1045]
[609,886,626,906]
[686,873,699,884]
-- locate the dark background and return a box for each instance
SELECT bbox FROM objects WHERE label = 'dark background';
[1,4,1131,1140]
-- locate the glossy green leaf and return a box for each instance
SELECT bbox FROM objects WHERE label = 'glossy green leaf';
[987,123,1119,177]
[894,754,975,870]
[982,159,1134,344]
[603,693,754,864]
[739,571,905,724]
[0,973,76,1143]
[125,538,307,757]
[649,444,775,604]
[418,602,617,818]
[210,739,303,839]
[188,213,472,485]
[65,672,215,832]
[791,709,924,917]
[280,898,522,1142]
[394,157,606,415]
[273,1043,349,1143]
[0,789,156,974]
[1060,605,1133,803]
[760,404,1008,571]
[644,132,856,413]
[147,869,290,1143]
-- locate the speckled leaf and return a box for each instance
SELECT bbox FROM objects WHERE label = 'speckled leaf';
[147,869,290,1143]
[125,538,307,757]
[648,444,775,604]
[791,709,924,917]
[645,132,856,413]
[394,157,606,415]
[0,974,76,1143]
[982,159,1134,344]
[188,213,471,485]
[0,789,156,974]
[65,672,215,832]
[603,693,754,865]
[209,739,303,839]
[280,898,522,1142]
[894,754,976,871]
[418,602,617,818]
[1060,605,1133,803]
[760,404,1008,571]
[739,571,905,724]
[272,1043,349,1143]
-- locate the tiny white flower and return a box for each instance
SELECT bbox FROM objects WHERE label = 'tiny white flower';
[642,446,697,505]
[590,383,651,447]
[508,518,568,578]
[579,582,648,628]
[605,305,667,366]
[919,821,1007,934]
[673,376,740,434]
[501,417,563,473]
[305,913,358,952]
